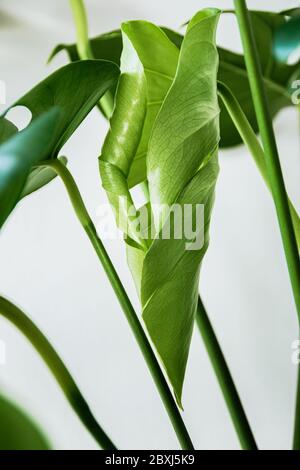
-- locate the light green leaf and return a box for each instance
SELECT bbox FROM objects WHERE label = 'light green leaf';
[0,393,49,450]
[99,21,179,246]
[0,109,59,228]
[100,9,220,404]
[139,9,220,404]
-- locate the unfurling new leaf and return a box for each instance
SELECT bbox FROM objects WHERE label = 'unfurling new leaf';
[100,9,220,405]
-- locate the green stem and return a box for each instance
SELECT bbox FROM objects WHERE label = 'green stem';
[196,298,257,450]
[69,0,114,118]
[218,81,300,249]
[38,159,194,450]
[0,295,116,450]
[234,0,300,449]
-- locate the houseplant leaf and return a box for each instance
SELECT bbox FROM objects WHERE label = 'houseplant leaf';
[0,61,119,227]
[0,109,59,228]
[274,14,300,63]
[99,20,179,244]
[100,9,220,404]
[0,393,49,450]
[20,156,68,199]
[50,10,298,148]
[4,60,120,159]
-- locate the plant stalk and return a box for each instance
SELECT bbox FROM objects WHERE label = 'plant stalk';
[0,295,116,449]
[234,0,300,449]
[69,0,114,118]
[218,81,300,249]
[197,298,257,450]
[38,159,194,450]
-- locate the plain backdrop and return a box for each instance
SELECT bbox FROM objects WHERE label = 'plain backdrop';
[0,0,299,450]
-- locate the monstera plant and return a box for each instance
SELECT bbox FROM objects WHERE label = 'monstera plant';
[0,0,300,450]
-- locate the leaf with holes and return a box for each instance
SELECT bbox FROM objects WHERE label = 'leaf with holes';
[0,60,119,226]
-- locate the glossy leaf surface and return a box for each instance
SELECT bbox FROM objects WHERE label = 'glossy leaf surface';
[0,109,59,228]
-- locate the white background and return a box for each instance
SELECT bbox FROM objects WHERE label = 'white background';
[0,0,299,450]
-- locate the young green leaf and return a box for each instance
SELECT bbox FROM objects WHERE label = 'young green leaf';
[0,393,50,450]
[100,9,220,404]
[99,21,179,246]
[0,109,59,228]
[140,9,220,405]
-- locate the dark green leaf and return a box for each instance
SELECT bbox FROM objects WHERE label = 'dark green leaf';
[0,109,59,228]
[0,393,49,450]
[99,20,179,245]
[274,15,300,63]
[20,156,68,199]
[0,60,119,226]
[4,60,120,159]
[0,117,18,144]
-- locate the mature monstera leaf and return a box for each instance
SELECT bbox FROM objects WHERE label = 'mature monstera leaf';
[0,60,119,228]
[100,9,220,404]
[50,10,299,148]
[0,393,49,450]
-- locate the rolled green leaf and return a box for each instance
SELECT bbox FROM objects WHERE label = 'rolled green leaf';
[99,21,179,246]
[100,9,220,405]
[51,10,299,148]
[0,394,50,450]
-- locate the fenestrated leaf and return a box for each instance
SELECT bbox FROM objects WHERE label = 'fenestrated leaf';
[274,14,300,63]
[51,10,298,148]
[0,117,18,144]
[4,60,120,160]
[0,109,59,228]
[0,393,50,450]
[99,21,179,245]
[0,60,119,226]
